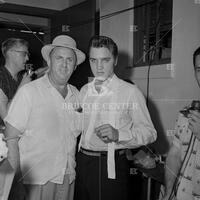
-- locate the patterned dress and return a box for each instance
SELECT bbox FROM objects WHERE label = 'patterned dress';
[172,113,200,200]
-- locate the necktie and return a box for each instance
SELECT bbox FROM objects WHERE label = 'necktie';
[94,79,103,93]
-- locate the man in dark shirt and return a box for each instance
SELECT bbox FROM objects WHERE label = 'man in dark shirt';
[0,38,32,126]
[0,38,48,200]
[0,38,33,200]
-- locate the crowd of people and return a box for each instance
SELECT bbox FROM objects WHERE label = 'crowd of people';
[0,34,199,200]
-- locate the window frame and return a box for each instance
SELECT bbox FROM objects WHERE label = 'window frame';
[133,0,172,67]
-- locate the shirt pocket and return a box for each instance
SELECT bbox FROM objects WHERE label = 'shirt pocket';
[116,107,132,129]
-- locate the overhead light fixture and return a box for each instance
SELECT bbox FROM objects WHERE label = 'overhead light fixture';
[38,32,45,35]
[8,28,16,32]
[20,30,36,34]
[0,0,6,4]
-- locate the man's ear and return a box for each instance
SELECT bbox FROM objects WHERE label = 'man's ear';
[114,56,118,66]
[46,57,51,67]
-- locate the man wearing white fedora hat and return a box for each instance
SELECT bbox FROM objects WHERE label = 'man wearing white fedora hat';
[4,35,85,200]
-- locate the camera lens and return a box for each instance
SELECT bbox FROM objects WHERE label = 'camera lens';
[27,69,32,75]
[25,64,33,75]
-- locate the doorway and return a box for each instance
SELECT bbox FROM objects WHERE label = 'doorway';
[0,23,46,70]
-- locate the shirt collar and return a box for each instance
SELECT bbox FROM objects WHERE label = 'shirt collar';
[90,74,120,93]
[41,74,73,98]
[107,74,120,90]
[41,74,53,89]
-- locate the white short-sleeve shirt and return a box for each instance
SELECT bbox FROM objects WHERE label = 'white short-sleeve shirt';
[5,75,80,185]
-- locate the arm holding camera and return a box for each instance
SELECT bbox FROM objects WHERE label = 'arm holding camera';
[0,66,47,121]
[18,72,33,88]
[0,72,33,121]
[19,65,48,87]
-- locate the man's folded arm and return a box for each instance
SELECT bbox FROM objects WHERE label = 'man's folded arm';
[117,88,157,148]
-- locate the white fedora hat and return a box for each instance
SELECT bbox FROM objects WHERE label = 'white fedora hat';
[41,35,86,65]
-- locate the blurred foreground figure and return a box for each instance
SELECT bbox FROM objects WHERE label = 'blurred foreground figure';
[161,47,200,200]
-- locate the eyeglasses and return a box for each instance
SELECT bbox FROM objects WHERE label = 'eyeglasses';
[10,50,30,57]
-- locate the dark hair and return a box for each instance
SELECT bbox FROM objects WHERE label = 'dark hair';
[193,46,200,66]
[1,38,29,58]
[88,35,118,59]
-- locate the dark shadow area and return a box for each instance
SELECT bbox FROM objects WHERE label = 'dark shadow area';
[114,50,130,79]
[147,98,170,155]
[69,56,93,90]
[0,28,44,71]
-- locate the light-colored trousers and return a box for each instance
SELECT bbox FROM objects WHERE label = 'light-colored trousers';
[25,174,74,200]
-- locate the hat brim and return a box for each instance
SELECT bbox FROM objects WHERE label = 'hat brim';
[41,44,86,66]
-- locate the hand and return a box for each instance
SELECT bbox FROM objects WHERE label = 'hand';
[34,66,48,78]
[161,193,177,200]
[19,71,34,87]
[188,110,200,140]
[161,196,169,200]
[95,124,119,143]
[161,197,177,200]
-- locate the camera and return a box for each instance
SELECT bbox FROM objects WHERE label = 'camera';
[25,63,33,75]
[180,100,200,117]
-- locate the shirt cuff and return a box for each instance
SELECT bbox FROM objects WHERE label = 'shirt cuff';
[118,129,133,142]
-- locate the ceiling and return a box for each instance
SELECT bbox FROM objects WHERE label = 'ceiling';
[0,0,86,18]
[1,0,86,11]
[0,0,88,31]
